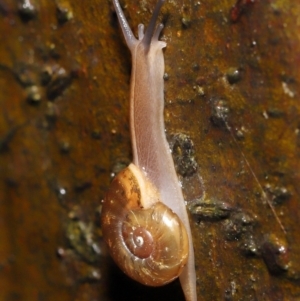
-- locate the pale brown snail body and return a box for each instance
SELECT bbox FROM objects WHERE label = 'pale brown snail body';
[101,0,197,300]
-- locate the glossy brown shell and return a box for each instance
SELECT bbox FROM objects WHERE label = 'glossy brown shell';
[101,164,189,286]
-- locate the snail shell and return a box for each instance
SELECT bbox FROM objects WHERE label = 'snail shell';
[101,163,189,286]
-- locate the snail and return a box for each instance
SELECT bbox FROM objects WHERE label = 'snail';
[101,0,197,301]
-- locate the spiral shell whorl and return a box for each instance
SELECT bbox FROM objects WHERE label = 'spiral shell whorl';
[101,164,189,286]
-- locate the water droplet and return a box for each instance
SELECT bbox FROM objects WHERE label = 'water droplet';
[18,0,37,22]
[56,5,73,24]
[226,67,242,84]
[59,187,67,195]
[261,234,289,275]
[26,85,41,104]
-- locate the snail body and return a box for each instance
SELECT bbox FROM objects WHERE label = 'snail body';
[101,0,197,300]
[101,163,189,285]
